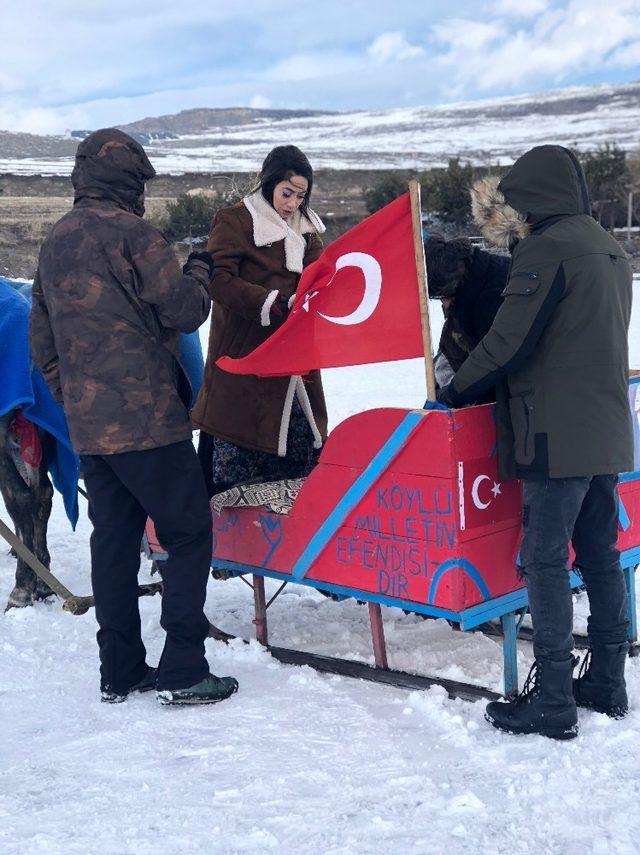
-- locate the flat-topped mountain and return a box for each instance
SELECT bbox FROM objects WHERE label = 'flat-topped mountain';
[118,107,334,141]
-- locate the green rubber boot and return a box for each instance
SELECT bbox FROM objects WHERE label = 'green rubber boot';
[101,666,158,704]
[157,674,239,706]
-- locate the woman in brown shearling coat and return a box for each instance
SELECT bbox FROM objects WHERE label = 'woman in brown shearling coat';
[192,146,328,496]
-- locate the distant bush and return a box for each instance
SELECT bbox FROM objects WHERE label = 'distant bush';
[161,191,231,242]
[364,174,407,214]
[579,143,634,230]
[421,158,475,229]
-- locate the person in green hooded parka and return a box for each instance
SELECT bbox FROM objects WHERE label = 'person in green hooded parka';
[438,144,633,740]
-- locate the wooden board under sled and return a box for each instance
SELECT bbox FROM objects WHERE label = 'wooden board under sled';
[206,614,500,703]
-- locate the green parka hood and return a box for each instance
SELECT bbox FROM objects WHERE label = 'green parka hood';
[499,145,591,227]
[471,145,592,249]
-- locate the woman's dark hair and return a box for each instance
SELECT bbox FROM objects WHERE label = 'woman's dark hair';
[257,145,313,215]
[424,233,474,299]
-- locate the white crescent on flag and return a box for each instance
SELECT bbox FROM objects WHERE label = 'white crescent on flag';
[216,192,423,376]
[472,475,492,509]
[316,252,383,326]
[458,459,514,532]
[471,475,502,510]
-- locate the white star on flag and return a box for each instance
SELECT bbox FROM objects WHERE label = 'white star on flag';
[491,482,502,497]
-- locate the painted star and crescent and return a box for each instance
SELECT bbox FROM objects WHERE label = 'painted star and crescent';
[471,474,502,510]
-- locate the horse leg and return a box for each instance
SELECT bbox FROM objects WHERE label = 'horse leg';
[1,462,38,609]
[0,413,43,608]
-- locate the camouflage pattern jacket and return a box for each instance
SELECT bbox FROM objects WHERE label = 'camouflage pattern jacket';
[30,128,211,455]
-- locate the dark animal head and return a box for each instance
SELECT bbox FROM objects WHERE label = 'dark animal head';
[71,128,156,217]
[424,233,474,299]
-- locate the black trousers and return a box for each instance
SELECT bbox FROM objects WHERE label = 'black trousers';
[520,475,629,662]
[81,441,212,693]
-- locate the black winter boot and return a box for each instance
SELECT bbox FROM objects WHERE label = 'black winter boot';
[573,642,629,718]
[101,666,158,704]
[157,674,239,706]
[485,657,578,740]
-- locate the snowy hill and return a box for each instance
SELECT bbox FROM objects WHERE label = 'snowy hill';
[0,82,638,175]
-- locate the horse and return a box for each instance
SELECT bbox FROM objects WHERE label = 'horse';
[0,277,79,611]
[0,410,56,608]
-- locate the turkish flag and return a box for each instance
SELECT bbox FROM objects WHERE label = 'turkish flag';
[217,192,423,377]
[460,457,521,531]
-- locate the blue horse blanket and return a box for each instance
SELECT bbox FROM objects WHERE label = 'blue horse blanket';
[0,277,80,527]
[179,327,205,409]
[0,277,205,529]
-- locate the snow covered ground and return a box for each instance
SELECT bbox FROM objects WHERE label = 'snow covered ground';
[1,82,638,176]
[2,295,640,854]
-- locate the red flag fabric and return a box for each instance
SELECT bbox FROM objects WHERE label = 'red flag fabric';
[459,456,521,531]
[217,192,423,377]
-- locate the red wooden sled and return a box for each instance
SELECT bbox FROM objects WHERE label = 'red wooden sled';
[145,381,640,700]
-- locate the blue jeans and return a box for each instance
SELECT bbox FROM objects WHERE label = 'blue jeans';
[520,475,629,661]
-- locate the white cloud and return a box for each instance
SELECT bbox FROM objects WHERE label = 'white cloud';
[430,19,504,54]
[265,51,363,82]
[249,94,272,109]
[491,0,549,16]
[432,0,640,94]
[0,1,639,134]
[609,40,640,67]
[0,105,94,137]
[367,32,425,63]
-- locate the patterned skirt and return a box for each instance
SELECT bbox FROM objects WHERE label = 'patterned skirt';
[197,398,320,498]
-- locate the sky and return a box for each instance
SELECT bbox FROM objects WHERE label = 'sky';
[2,0,640,135]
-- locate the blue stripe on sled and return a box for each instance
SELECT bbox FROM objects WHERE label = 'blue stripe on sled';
[292,411,426,581]
[619,496,631,531]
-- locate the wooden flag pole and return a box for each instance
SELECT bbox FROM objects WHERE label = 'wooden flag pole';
[409,180,437,400]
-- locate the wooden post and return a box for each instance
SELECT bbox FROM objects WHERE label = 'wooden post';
[252,574,268,647]
[0,517,73,601]
[408,180,437,401]
[368,603,388,669]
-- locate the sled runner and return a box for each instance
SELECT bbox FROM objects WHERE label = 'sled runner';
[144,378,640,699]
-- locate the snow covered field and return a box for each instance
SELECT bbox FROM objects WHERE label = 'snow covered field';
[1,82,638,176]
[2,295,640,854]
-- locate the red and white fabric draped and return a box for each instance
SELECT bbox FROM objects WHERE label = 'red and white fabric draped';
[217,193,423,377]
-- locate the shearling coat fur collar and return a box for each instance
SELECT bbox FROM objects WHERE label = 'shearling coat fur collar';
[243,190,325,273]
[470,176,529,250]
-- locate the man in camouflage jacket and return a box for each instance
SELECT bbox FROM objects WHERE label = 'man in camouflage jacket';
[438,145,632,739]
[30,128,238,705]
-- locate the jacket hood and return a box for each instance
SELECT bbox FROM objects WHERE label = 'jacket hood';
[471,145,591,249]
[71,128,156,216]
